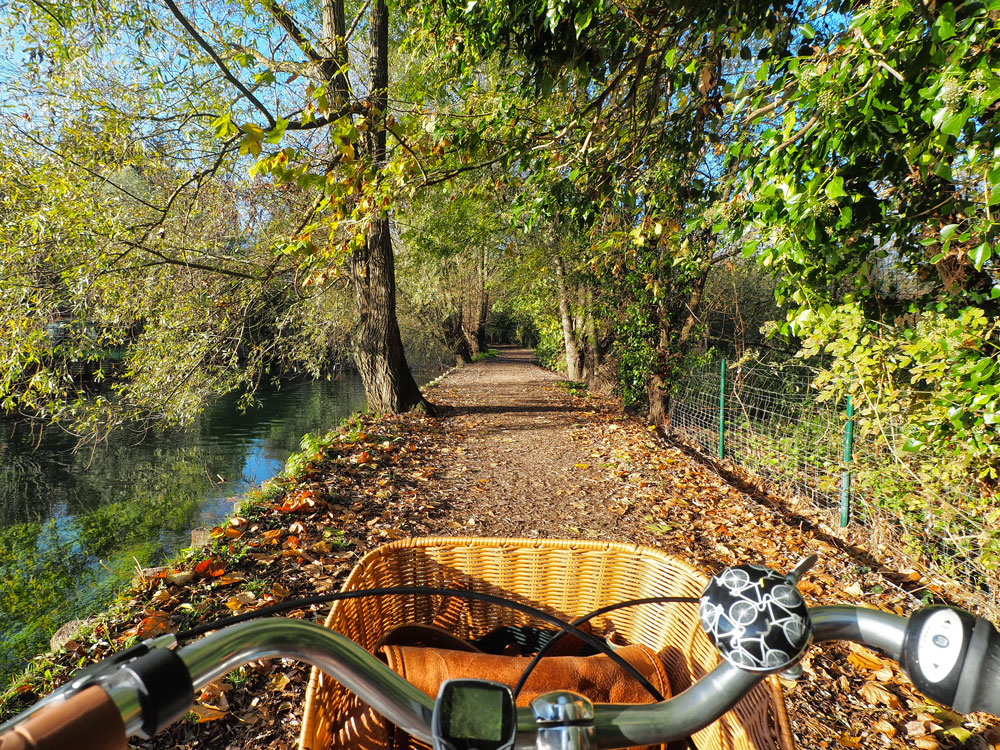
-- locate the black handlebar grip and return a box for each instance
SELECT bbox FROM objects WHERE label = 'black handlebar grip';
[952,614,1000,716]
[902,606,1000,717]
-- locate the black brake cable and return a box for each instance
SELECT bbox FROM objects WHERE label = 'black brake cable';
[174,585,668,702]
[511,595,700,701]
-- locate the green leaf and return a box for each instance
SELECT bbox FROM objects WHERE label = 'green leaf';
[211,113,237,138]
[940,223,959,241]
[940,108,970,137]
[825,176,847,199]
[933,3,955,40]
[902,437,924,452]
[799,23,815,39]
[932,160,952,180]
[264,118,289,144]
[241,123,266,140]
[969,243,992,271]
[239,134,262,157]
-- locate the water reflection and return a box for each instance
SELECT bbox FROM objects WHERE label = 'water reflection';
[0,374,378,681]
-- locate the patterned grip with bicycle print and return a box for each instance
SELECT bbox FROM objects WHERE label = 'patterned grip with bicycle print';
[699,564,812,673]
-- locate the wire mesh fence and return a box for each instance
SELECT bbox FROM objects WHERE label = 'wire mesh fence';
[667,357,1000,609]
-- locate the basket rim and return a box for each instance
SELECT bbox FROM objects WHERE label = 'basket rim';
[338,536,711,581]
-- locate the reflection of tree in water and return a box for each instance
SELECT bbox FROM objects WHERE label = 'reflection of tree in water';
[0,519,86,678]
[0,376,381,683]
[0,439,52,526]
[0,453,213,679]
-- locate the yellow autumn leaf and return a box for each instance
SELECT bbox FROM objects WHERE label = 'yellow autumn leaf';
[858,682,902,709]
[190,705,228,723]
[847,644,885,671]
[267,672,291,692]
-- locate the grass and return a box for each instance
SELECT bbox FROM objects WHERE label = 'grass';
[471,348,500,362]
[555,380,588,397]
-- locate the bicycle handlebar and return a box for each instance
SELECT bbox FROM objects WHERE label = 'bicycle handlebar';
[0,686,126,750]
[2,600,998,749]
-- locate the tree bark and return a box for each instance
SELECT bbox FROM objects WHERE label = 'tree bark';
[442,310,474,364]
[351,0,428,413]
[647,235,713,425]
[555,255,583,380]
[581,286,602,382]
[475,247,488,352]
[321,0,349,101]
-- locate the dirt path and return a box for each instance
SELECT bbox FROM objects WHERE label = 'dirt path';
[421,348,663,542]
[409,348,999,750]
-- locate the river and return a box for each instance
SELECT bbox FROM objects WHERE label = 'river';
[0,362,448,684]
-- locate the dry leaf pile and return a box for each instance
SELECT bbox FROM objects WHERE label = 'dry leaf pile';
[3,348,1000,750]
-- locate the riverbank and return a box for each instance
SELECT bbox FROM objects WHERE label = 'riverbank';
[2,348,998,749]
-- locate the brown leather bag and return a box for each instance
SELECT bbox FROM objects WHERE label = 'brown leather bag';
[379,643,672,707]
[369,624,682,750]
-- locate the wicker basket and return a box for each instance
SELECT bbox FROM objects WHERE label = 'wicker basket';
[299,537,794,750]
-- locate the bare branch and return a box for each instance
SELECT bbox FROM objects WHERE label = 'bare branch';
[854,29,905,82]
[134,134,242,239]
[27,0,66,27]
[162,0,276,128]
[346,0,372,42]
[772,116,819,154]
[260,0,324,63]
[386,126,429,183]
[121,239,273,281]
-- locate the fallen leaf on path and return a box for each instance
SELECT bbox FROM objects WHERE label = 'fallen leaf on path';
[847,644,885,671]
[194,558,226,578]
[267,672,291,692]
[874,720,897,737]
[190,705,228,723]
[128,611,174,639]
[859,682,902,709]
[271,583,291,599]
[225,592,257,611]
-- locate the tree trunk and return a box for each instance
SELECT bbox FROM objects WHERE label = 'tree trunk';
[351,0,428,413]
[555,255,582,380]
[646,321,671,426]
[475,247,488,352]
[581,286,602,382]
[321,0,349,101]
[442,310,473,364]
[647,237,713,425]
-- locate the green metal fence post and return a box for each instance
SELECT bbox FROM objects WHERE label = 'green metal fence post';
[718,359,726,459]
[840,394,854,527]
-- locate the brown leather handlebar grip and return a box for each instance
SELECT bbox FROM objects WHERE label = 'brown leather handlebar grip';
[0,686,127,750]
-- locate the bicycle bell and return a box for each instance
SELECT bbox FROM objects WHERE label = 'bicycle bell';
[699,559,813,673]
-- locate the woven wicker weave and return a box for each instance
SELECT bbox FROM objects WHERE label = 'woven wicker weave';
[299,537,794,750]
